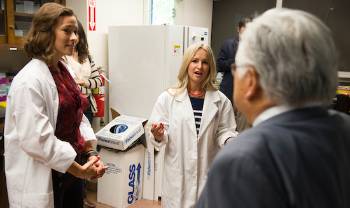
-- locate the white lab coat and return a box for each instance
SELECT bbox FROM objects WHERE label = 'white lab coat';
[148,89,238,208]
[4,59,96,208]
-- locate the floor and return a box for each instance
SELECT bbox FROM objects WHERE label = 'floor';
[85,181,113,208]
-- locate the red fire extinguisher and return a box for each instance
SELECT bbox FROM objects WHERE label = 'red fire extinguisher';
[92,72,105,118]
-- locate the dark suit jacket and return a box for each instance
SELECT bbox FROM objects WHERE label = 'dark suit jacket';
[197,107,350,208]
[217,38,239,104]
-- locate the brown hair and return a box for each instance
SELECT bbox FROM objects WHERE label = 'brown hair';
[75,20,90,64]
[176,43,218,92]
[238,17,253,29]
[24,3,75,65]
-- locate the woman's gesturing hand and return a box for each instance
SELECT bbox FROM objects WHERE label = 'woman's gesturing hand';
[151,123,165,142]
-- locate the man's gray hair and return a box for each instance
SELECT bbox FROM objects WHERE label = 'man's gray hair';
[235,8,338,106]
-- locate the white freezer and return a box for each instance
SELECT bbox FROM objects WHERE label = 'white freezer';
[108,25,208,119]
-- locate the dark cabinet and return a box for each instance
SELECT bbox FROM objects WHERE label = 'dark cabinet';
[0,0,5,43]
[0,0,65,45]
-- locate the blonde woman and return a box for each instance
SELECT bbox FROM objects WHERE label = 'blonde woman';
[149,43,238,208]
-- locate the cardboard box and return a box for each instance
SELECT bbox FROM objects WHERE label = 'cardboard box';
[142,132,155,200]
[96,115,146,150]
[97,144,145,208]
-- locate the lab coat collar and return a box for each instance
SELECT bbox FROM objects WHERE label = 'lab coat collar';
[31,58,57,88]
[174,88,188,102]
[174,88,220,103]
[173,89,221,138]
[198,90,220,138]
[30,59,59,123]
[173,89,197,136]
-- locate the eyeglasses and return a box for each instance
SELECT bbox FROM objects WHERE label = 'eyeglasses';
[231,63,255,76]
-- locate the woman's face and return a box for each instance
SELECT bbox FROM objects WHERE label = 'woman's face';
[54,15,78,58]
[187,48,210,89]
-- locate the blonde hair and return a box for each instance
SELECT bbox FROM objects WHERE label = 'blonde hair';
[176,43,218,93]
[24,3,75,65]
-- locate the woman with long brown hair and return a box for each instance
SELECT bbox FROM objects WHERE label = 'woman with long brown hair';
[4,3,106,208]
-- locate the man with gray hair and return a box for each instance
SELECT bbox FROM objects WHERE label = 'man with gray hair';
[197,8,350,208]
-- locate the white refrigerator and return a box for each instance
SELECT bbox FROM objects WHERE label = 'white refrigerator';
[108,25,209,119]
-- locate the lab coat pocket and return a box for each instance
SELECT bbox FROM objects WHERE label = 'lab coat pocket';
[17,191,54,208]
[162,164,181,195]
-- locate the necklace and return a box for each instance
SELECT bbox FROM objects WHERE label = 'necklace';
[188,90,205,98]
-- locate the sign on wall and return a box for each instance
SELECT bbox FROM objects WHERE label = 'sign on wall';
[88,0,96,31]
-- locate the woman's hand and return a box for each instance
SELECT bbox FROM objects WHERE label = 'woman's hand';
[75,78,87,87]
[151,123,164,142]
[68,156,106,180]
[80,156,101,179]
[88,155,107,179]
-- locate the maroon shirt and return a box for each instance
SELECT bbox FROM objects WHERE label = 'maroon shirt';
[50,61,89,153]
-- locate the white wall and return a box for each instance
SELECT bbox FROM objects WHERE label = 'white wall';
[66,0,149,69]
[66,0,87,31]
[67,0,213,80]
[86,0,145,70]
[174,0,213,44]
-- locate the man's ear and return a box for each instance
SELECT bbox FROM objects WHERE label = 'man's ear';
[244,68,260,101]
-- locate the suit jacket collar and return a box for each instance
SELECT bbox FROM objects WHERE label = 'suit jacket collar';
[257,106,329,127]
[253,105,294,126]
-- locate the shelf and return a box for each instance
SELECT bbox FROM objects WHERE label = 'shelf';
[338,71,350,85]
[338,71,350,79]
[14,12,33,18]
